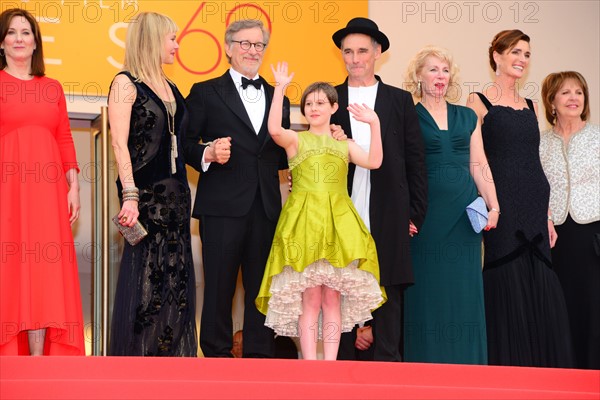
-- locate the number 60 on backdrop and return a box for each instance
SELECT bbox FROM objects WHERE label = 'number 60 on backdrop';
[3,0,367,102]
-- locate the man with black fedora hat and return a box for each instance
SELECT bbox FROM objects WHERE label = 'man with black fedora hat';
[331,17,428,361]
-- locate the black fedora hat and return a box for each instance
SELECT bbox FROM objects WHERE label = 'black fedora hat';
[332,17,390,52]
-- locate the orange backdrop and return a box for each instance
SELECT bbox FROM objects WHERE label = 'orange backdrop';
[2,0,367,102]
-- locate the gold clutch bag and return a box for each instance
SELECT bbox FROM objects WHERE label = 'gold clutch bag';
[111,215,148,246]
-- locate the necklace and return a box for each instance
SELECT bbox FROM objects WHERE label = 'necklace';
[161,78,178,174]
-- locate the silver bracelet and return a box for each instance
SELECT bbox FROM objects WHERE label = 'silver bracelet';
[122,187,139,194]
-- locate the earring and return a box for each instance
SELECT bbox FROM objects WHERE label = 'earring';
[495,64,501,76]
[0,48,4,57]
[417,80,421,94]
[551,107,556,116]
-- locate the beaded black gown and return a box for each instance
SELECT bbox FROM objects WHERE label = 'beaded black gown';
[109,72,197,356]
[475,93,573,368]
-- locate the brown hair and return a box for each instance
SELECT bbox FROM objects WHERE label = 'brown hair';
[541,71,590,125]
[300,82,338,116]
[489,29,530,72]
[0,8,45,76]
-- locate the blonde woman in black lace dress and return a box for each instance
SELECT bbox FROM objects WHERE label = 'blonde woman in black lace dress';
[108,12,197,356]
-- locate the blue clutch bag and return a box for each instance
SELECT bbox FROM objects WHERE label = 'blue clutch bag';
[466,196,488,233]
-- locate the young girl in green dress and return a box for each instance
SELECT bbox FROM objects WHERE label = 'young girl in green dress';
[256,62,385,360]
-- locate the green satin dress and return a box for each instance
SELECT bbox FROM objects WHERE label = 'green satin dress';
[256,131,385,337]
[404,103,487,364]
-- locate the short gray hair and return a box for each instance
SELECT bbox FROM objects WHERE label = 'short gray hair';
[224,20,269,63]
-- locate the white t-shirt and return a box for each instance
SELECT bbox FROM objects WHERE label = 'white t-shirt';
[348,82,379,231]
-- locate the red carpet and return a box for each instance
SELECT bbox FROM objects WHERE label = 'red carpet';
[1,356,598,399]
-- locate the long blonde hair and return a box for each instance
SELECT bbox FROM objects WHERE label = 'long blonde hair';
[123,12,178,86]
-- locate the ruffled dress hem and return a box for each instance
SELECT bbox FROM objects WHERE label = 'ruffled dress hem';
[265,259,384,337]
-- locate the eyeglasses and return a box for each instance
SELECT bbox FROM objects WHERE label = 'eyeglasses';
[231,40,266,52]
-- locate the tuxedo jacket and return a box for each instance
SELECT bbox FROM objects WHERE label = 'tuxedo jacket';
[184,71,290,222]
[331,77,428,287]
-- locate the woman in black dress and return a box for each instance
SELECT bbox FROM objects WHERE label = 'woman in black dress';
[467,30,573,368]
[108,12,197,356]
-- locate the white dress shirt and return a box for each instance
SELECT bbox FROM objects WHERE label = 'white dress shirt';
[201,68,267,171]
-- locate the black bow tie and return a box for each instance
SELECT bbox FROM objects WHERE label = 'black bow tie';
[241,77,262,90]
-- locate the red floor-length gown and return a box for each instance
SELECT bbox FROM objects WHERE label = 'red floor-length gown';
[0,70,85,355]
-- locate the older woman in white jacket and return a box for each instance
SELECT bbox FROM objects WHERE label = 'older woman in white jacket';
[539,71,600,370]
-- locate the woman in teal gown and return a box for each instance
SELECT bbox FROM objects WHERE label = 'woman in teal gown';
[403,47,500,364]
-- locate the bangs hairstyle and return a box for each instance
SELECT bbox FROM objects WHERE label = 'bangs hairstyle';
[124,12,178,85]
[405,45,460,101]
[542,71,590,125]
[0,8,45,76]
[489,29,530,72]
[300,82,338,116]
[224,19,270,63]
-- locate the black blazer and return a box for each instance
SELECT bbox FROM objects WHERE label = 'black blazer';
[331,76,428,286]
[184,71,290,222]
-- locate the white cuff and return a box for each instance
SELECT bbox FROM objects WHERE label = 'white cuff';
[201,146,211,172]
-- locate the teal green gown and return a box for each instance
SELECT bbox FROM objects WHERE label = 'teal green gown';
[404,103,487,364]
[256,131,385,338]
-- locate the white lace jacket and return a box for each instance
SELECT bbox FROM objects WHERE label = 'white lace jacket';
[540,123,600,225]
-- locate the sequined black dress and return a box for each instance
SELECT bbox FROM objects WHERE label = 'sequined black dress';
[109,72,197,356]
[475,93,573,368]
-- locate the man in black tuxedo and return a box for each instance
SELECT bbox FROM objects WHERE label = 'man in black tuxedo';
[331,18,428,361]
[184,19,290,358]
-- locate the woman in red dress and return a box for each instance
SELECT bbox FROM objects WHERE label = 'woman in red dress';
[0,8,85,356]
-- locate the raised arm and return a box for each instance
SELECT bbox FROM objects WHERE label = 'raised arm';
[347,103,382,169]
[268,62,298,156]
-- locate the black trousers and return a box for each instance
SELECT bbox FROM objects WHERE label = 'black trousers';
[553,217,600,369]
[199,194,276,358]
